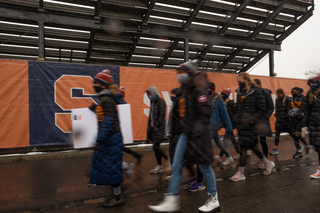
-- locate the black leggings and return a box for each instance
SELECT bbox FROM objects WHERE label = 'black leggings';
[259,136,268,158]
[123,147,139,157]
[153,142,168,165]
[240,145,264,167]
[292,135,307,150]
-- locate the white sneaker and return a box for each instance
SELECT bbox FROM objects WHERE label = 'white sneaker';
[198,193,220,213]
[214,155,222,162]
[233,154,240,159]
[165,174,172,181]
[263,161,275,175]
[229,172,246,182]
[222,156,234,166]
[310,169,320,179]
[150,166,164,174]
[148,194,180,212]
[252,162,265,169]
[247,150,252,156]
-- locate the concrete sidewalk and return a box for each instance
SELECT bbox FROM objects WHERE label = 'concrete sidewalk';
[0,137,318,213]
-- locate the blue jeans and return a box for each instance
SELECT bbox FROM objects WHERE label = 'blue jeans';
[167,133,217,197]
[211,130,230,158]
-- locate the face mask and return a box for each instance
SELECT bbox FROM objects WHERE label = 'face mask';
[292,93,298,97]
[238,82,246,89]
[148,95,153,101]
[222,95,228,100]
[310,84,320,91]
[177,73,189,83]
[94,86,103,93]
[171,96,176,102]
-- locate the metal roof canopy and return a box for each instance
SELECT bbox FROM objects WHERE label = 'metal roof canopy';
[0,0,314,75]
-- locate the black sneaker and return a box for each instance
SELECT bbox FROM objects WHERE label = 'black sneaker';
[293,151,303,158]
[306,145,312,155]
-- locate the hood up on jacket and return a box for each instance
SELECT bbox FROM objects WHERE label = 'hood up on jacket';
[146,86,160,102]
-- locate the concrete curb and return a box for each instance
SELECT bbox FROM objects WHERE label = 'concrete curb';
[0,134,293,163]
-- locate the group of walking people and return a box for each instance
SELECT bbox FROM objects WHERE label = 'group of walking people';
[84,59,320,211]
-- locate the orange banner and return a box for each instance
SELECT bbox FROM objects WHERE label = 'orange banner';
[0,59,29,148]
[120,67,310,141]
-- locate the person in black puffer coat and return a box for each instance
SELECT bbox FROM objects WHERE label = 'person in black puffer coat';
[270,88,293,155]
[164,88,197,181]
[253,78,274,159]
[229,72,275,182]
[149,60,220,213]
[89,70,124,208]
[146,86,168,174]
[303,75,320,178]
[289,87,310,158]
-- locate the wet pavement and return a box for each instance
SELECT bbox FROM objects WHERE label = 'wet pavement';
[0,137,319,213]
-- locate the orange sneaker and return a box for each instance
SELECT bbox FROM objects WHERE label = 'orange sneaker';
[310,169,320,179]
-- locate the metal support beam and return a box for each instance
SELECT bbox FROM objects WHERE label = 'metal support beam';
[0,7,281,51]
[0,7,99,29]
[158,40,179,68]
[183,0,206,29]
[219,2,284,71]
[198,0,250,61]
[39,0,43,9]
[218,47,243,71]
[158,0,206,68]
[239,50,268,73]
[184,38,189,62]
[269,49,274,77]
[219,0,251,35]
[86,0,102,64]
[239,6,314,73]
[249,2,285,39]
[276,8,313,43]
[125,0,157,66]
[38,22,45,60]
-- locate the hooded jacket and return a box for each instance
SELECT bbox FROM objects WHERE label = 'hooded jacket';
[89,89,123,186]
[146,86,166,143]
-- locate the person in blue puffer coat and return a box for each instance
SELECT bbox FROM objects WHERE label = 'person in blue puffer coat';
[89,69,124,208]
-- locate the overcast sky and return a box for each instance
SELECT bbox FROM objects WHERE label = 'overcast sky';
[248,6,319,80]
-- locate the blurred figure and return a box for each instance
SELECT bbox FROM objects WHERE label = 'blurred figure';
[149,60,220,213]
[229,73,275,182]
[252,79,274,159]
[165,88,198,186]
[289,87,311,158]
[146,86,168,173]
[116,86,143,165]
[303,75,320,178]
[221,88,241,159]
[270,89,292,155]
[208,83,234,166]
[89,70,124,207]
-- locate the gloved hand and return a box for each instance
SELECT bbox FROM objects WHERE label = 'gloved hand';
[301,127,308,138]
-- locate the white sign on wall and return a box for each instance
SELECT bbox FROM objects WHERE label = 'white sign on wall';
[72,104,133,149]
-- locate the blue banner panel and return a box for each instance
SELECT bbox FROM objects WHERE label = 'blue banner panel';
[28,61,119,146]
